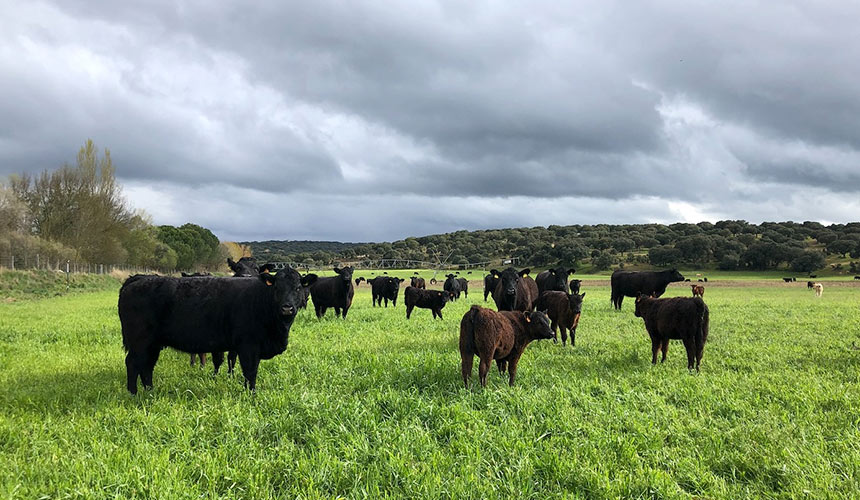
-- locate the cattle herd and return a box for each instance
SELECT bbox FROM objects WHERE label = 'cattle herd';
[126,257,821,393]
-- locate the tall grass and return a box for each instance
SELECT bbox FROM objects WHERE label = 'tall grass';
[1,282,859,498]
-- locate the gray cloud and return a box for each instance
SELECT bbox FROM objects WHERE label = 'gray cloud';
[1,0,859,241]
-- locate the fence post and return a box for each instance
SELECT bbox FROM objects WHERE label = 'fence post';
[10,255,14,270]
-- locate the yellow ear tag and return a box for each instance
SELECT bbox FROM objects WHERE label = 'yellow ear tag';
[494,275,499,278]
[525,316,531,323]
[266,281,273,286]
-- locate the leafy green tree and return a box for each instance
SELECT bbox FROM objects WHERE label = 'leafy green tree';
[790,251,826,273]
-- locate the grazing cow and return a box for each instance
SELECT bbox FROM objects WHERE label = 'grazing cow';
[429,278,438,285]
[782,277,794,283]
[309,266,355,318]
[854,276,860,280]
[684,279,691,282]
[369,276,404,307]
[444,274,463,299]
[118,269,317,393]
[691,284,705,297]
[227,257,259,277]
[809,275,817,279]
[610,269,685,310]
[703,277,708,282]
[813,283,823,297]
[484,273,499,302]
[807,281,815,289]
[459,306,553,387]
[697,279,704,282]
[404,286,453,319]
[491,268,539,312]
[410,276,426,289]
[634,294,710,371]
[569,279,582,294]
[535,291,585,346]
[355,277,366,286]
[457,277,469,298]
[535,267,576,294]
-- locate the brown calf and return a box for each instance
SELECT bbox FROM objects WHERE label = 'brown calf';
[459,306,553,387]
[534,291,585,346]
[634,295,710,371]
[690,284,705,297]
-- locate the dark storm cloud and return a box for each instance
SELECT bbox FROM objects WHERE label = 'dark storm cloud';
[2,1,859,241]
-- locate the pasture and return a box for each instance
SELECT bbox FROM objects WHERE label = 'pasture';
[2,277,860,498]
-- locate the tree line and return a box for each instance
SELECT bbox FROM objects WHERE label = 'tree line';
[247,221,860,273]
[1,140,224,272]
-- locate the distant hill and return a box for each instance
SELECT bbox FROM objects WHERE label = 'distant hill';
[241,240,364,260]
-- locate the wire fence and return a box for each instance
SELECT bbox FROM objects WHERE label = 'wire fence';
[0,252,155,275]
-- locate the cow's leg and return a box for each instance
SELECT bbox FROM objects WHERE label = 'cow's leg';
[406,304,413,319]
[140,346,161,391]
[651,337,660,365]
[550,320,558,343]
[125,351,140,395]
[616,295,624,310]
[695,344,704,372]
[342,305,350,319]
[497,359,508,375]
[238,350,260,391]
[189,353,195,366]
[461,354,473,388]
[661,339,669,363]
[682,338,695,371]
[314,304,323,319]
[560,326,568,346]
[478,357,491,387]
[436,309,443,320]
[211,351,224,375]
[507,353,524,386]
[334,307,341,318]
[392,297,397,307]
[227,351,237,375]
[570,327,576,347]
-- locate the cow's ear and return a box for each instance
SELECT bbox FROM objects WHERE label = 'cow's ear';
[524,311,532,323]
[580,292,586,299]
[567,268,576,275]
[518,268,530,277]
[302,274,318,287]
[260,273,275,286]
[227,258,237,271]
[490,269,499,277]
[333,267,342,274]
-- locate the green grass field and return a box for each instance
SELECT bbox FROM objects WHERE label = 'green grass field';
[2,279,860,498]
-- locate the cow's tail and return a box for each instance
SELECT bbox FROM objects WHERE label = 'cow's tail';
[461,305,482,356]
[695,299,709,352]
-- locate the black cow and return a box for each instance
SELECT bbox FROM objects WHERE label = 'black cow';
[535,291,585,346]
[610,269,685,310]
[535,267,576,294]
[854,276,860,280]
[118,269,316,393]
[809,275,817,279]
[484,273,499,302]
[355,277,366,286]
[181,272,212,277]
[807,281,815,289]
[782,277,794,283]
[227,257,259,277]
[299,273,316,309]
[634,294,710,371]
[369,276,404,307]
[444,274,463,299]
[410,276,426,289]
[457,277,469,298]
[568,279,582,294]
[491,268,538,312]
[309,266,355,318]
[405,286,453,319]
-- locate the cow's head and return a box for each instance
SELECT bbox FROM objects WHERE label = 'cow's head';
[523,311,554,340]
[410,277,421,287]
[333,266,355,284]
[355,277,366,286]
[633,293,656,318]
[568,292,585,329]
[667,269,685,283]
[260,268,317,318]
[545,267,575,291]
[492,268,529,309]
[227,257,259,277]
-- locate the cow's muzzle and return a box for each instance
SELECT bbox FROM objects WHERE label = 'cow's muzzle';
[280,305,297,317]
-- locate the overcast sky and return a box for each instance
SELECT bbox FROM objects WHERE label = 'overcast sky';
[2,1,859,242]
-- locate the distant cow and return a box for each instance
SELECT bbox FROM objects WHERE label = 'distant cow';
[355,277,366,286]
[813,283,823,297]
[809,275,817,278]
[309,266,355,318]
[703,277,708,282]
[807,281,815,289]
[568,279,582,294]
[854,276,860,280]
[535,267,575,294]
[610,269,685,310]
[484,273,499,302]
[634,295,709,371]
[444,274,463,299]
[457,277,469,298]
[227,257,259,277]
[691,284,705,297]
[299,273,316,309]
[535,291,585,346]
[404,286,453,319]
[118,269,316,393]
[491,268,539,312]
[410,276,426,289]
[782,277,794,283]
[368,276,404,307]
[459,306,553,387]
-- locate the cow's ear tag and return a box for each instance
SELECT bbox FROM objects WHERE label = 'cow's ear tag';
[493,274,499,278]
[525,315,531,323]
